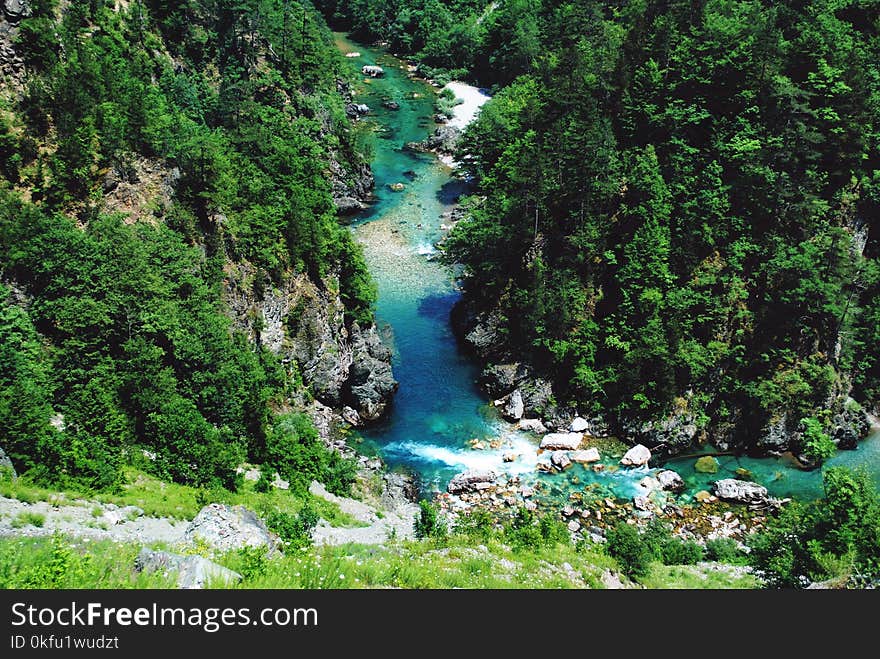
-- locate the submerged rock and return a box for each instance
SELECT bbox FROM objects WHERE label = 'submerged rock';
[694,456,719,473]
[620,444,651,467]
[134,548,241,590]
[712,479,769,505]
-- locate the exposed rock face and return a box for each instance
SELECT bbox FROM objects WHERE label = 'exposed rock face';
[501,389,524,421]
[224,267,396,426]
[480,362,531,398]
[183,504,279,554]
[0,446,15,478]
[447,470,497,494]
[620,444,651,467]
[657,469,685,492]
[405,125,461,155]
[712,479,769,505]
[831,397,871,449]
[344,323,399,422]
[624,411,699,457]
[134,548,242,589]
[2,0,30,21]
[755,414,792,453]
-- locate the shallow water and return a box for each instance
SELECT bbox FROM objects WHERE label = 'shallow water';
[336,34,880,503]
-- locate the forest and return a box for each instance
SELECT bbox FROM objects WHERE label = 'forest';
[373,0,880,456]
[0,0,374,493]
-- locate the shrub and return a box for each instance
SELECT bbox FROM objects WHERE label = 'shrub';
[11,512,45,528]
[266,504,319,552]
[606,522,651,579]
[705,537,743,563]
[414,500,446,540]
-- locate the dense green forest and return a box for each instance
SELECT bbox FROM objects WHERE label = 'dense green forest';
[0,0,375,492]
[372,0,880,456]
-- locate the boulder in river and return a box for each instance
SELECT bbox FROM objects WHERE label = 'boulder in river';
[183,504,279,554]
[134,548,242,589]
[447,470,497,494]
[362,65,384,77]
[518,418,548,434]
[620,444,651,467]
[712,479,769,505]
[656,469,685,493]
[382,100,400,110]
[551,451,571,471]
[539,433,584,451]
[570,448,600,464]
[569,417,590,433]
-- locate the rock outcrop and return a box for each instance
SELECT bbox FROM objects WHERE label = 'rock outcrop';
[447,470,497,494]
[0,446,15,479]
[344,323,399,423]
[224,266,396,426]
[134,548,242,589]
[183,504,279,554]
[830,397,871,449]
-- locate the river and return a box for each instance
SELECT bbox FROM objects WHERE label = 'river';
[334,34,880,504]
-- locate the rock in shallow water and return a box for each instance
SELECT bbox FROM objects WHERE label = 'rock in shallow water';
[570,448,600,464]
[539,433,584,451]
[551,451,571,471]
[620,444,651,467]
[694,456,719,473]
[657,469,685,492]
[712,479,769,505]
[447,470,497,494]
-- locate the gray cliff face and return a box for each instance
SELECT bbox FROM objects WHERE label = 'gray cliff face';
[223,263,396,426]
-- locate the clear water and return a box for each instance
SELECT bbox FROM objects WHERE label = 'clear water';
[336,34,880,502]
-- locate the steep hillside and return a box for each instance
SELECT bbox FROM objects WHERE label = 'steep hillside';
[0,0,395,493]
[432,0,880,462]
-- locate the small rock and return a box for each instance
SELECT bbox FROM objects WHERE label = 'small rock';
[567,520,582,533]
[620,444,651,467]
[657,469,685,492]
[388,182,405,192]
[342,406,361,426]
[633,496,652,511]
[570,448,600,464]
[562,504,575,517]
[502,452,518,463]
[184,504,279,553]
[694,490,712,503]
[518,418,548,434]
[134,548,241,590]
[381,100,400,110]
[694,456,719,473]
[638,476,661,492]
[520,486,534,498]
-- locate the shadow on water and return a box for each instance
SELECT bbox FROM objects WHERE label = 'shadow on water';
[437,178,469,205]
[417,290,459,323]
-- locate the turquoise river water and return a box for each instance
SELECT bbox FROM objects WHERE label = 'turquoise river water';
[336,34,880,504]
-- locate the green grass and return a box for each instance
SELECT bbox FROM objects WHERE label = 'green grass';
[10,511,45,529]
[639,562,759,589]
[0,467,362,528]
